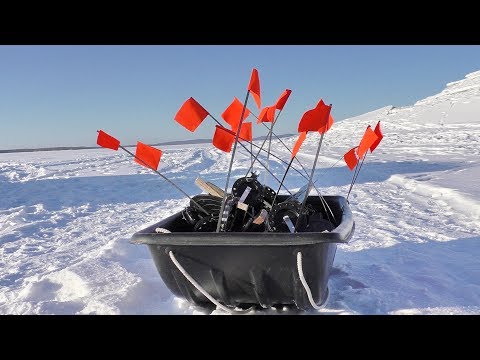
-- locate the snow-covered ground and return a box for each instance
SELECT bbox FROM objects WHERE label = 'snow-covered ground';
[1,70,480,315]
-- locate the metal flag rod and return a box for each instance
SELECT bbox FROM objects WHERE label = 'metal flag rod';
[119,145,210,216]
[237,142,293,195]
[250,129,254,172]
[264,121,274,186]
[246,112,334,221]
[311,186,336,224]
[346,160,361,201]
[346,152,367,201]
[294,132,325,231]
[254,119,336,223]
[271,156,295,207]
[265,127,335,223]
[243,128,271,177]
[216,91,251,232]
[209,114,294,177]
[262,110,282,187]
[245,111,282,177]
[208,114,292,195]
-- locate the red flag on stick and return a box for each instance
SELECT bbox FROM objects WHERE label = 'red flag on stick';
[257,105,276,124]
[238,122,253,142]
[258,107,268,123]
[174,97,209,132]
[221,97,251,130]
[212,125,236,153]
[318,114,334,134]
[298,99,332,133]
[97,130,120,150]
[357,126,379,159]
[292,131,307,158]
[369,121,384,152]
[134,142,162,170]
[247,68,261,109]
[275,89,292,111]
[343,147,359,171]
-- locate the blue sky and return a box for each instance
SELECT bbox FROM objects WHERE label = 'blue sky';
[1,45,479,149]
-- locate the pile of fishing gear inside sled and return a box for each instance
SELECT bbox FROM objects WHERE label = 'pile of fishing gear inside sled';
[180,174,336,234]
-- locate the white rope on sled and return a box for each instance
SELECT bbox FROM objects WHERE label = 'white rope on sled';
[297,251,328,311]
[168,251,252,315]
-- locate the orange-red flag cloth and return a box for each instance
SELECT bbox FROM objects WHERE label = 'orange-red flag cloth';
[134,142,162,170]
[343,147,359,171]
[212,125,236,153]
[97,130,120,150]
[257,105,276,124]
[291,131,307,158]
[221,97,251,130]
[247,68,261,109]
[275,89,292,111]
[318,114,334,134]
[369,121,384,152]
[357,126,379,159]
[297,99,332,133]
[237,122,253,142]
[258,107,269,123]
[174,97,209,132]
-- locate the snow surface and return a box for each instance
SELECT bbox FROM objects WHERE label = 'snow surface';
[1,70,480,315]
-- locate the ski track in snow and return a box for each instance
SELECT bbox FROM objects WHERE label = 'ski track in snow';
[1,71,480,315]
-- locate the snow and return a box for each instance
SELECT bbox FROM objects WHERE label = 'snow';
[1,70,480,315]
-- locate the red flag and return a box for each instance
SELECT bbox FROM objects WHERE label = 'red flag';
[237,122,253,142]
[275,89,292,111]
[221,97,251,130]
[258,107,269,123]
[297,99,332,133]
[174,97,209,132]
[292,132,307,158]
[267,106,276,122]
[212,125,235,153]
[369,121,384,152]
[357,126,379,159]
[134,142,162,170]
[318,114,334,134]
[247,68,261,109]
[343,147,359,171]
[257,105,276,124]
[97,130,120,150]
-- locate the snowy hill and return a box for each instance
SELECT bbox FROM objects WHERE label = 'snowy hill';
[1,71,479,315]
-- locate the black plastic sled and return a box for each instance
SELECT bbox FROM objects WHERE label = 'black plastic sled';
[130,195,355,312]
